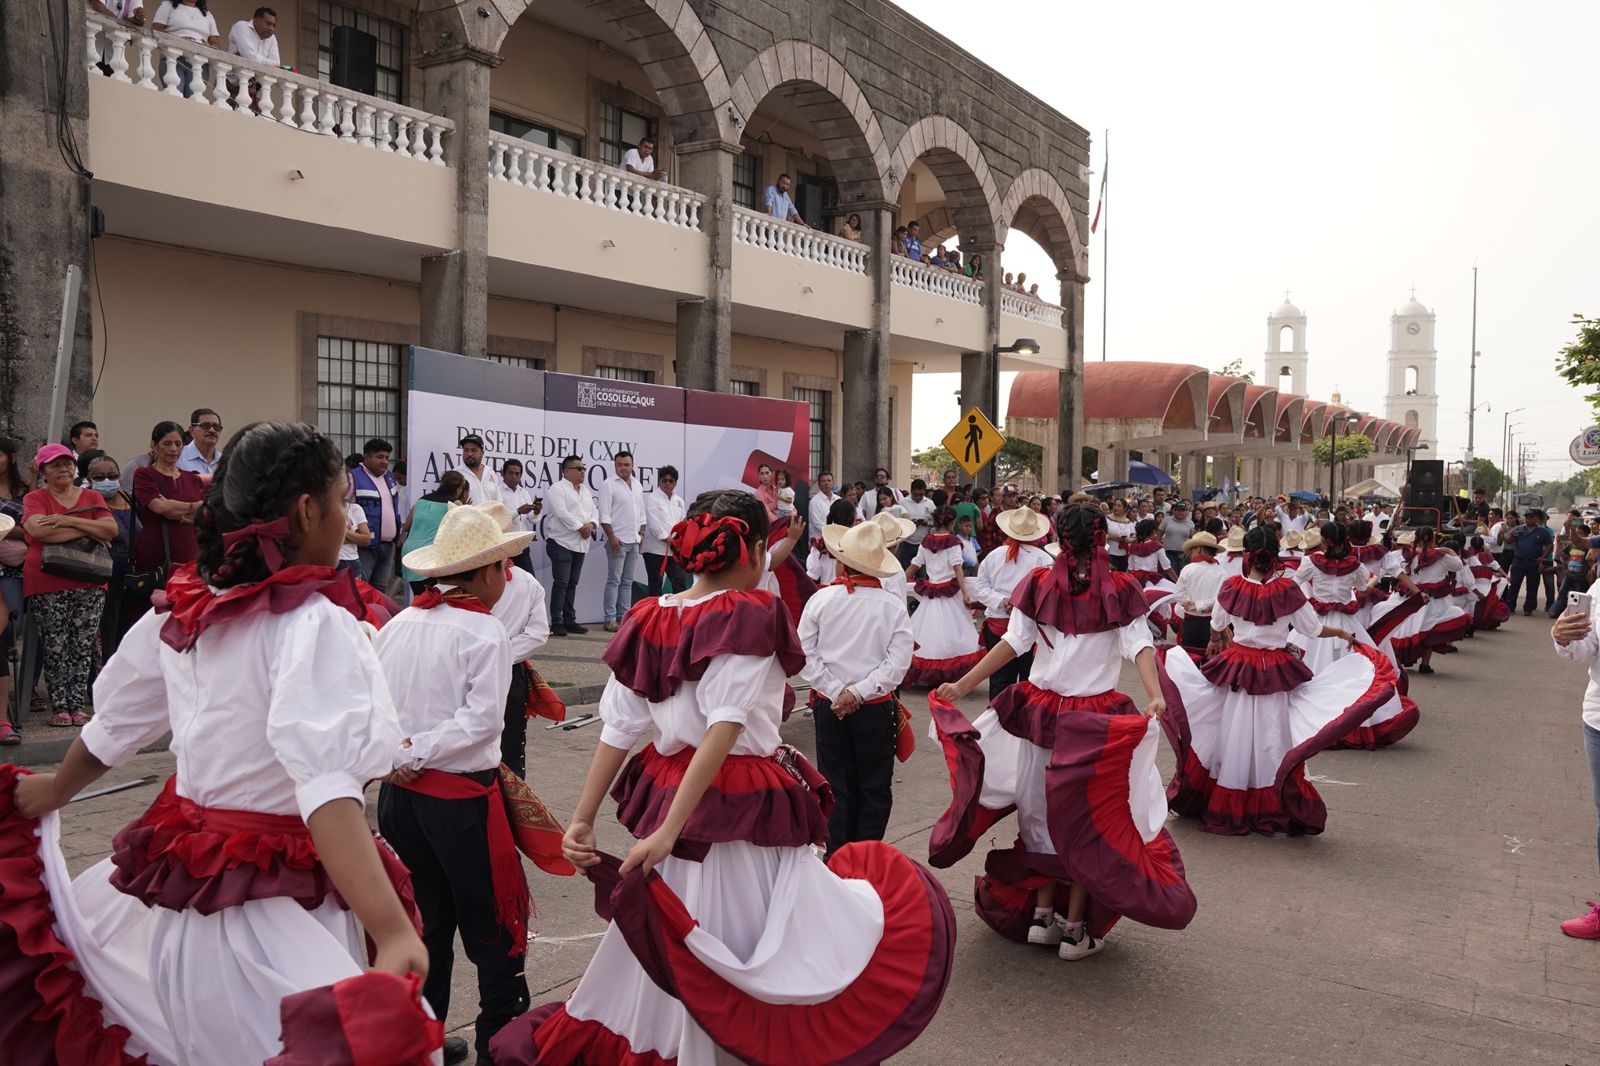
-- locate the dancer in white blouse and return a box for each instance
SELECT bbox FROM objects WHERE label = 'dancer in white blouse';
[491,490,954,1066]
[870,509,915,608]
[1370,526,1470,674]
[2,421,430,1065]
[929,503,1195,962]
[903,507,984,687]
[805,496,860,586]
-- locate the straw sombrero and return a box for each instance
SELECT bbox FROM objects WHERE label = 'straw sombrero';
[870,510,915,547]
[1221,526,1246,552]
[1395,530,1416,546]
[1282,529,1304,550]
[1181,530,1219,553]
[1300,529,1322,551]
[477,501,517,533]
[403,503,533,577]
[822,521,902,580]
[995,506,1049,542]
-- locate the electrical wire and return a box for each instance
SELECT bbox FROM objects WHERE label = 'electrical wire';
[45,0,94,179]
[89,237,110,400]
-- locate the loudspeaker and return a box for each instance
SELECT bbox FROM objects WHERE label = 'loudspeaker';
[1410,459,1444,496]
[331,25,378,96]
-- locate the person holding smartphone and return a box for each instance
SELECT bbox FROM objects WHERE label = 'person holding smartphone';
[1554,589,1600,938]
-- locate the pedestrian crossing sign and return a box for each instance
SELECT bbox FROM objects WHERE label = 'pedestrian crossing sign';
[942,407,1005,477]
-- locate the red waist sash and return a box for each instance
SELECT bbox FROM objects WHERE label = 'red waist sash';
[1198,643,1312,695]
[1309,597,1360,614]
[983,616,1009,638]
[393,769,538,956]
[915,578,961,599]
[1416,578,1456,595]
[110,776,418,929]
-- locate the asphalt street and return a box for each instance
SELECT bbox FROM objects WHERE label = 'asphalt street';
[39,611,1600,1065]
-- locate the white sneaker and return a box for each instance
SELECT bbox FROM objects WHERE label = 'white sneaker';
[1058,926,1105,961]
[1025,914,1063,946]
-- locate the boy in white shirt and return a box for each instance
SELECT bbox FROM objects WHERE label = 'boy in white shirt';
[340,497,370,573]
[478,503,552,779]
[799,521,913,857]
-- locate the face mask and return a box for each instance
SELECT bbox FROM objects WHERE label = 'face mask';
[91,478,119,495]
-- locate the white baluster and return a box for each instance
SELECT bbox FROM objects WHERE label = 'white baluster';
[160,45,182,95]
[688,198,702,231]
[279,81,297,127]
[189,49,211,104]
[337,98,356,142]
[594,170,613,208]
[300,87,319,132]
[210,60,232,107]
[256,74,277,121]
[507,145,526,186]
[355,104,374,147]
[393,114,412,157]
[108,29,132,83]
[665,191,681,227]
[427,124,444,165]
[376,109,394,151]
[134,37,156,89]
[409,116,428,159]
[490,142,506,181]
[86,19,101,75]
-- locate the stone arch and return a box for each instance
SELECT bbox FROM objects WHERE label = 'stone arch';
[996,168,1086,276]
[727,41,890,201]
[889,116,1001,249]
[418,0,733,144]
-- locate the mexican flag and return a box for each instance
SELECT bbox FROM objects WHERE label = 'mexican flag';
[1090,156,1107,234]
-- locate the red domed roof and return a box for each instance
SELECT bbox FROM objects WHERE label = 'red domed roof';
[1009,362,1210,425]
[1241,384,1277,439]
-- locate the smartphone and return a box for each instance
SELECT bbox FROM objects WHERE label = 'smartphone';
[1570,591,1593,617]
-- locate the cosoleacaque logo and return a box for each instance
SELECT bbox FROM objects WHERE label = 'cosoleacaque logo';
[576,381,657,410]
[1585,427,1600,450]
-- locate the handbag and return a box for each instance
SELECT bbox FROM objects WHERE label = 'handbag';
[39,505,114,583]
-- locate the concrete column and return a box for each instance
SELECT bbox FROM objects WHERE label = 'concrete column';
[960,242,1002,491]
[674,140,739,392]
[1055,270,1087,493]
[418,49,498,359]
[1107,443,1129,485]
[1,0,95,448]
[841,204,894,483]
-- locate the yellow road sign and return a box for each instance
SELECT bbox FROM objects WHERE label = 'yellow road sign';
[942,407,1005,477]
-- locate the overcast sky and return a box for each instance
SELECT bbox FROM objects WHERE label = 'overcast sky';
[902,0,1600,485]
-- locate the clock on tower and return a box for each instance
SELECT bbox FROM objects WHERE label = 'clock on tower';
[1406,322,1421,336]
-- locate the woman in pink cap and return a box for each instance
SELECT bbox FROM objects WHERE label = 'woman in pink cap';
[21,443,117,726]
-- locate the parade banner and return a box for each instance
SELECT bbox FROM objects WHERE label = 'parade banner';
[406,347,808,623]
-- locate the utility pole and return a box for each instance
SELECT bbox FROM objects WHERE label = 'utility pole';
[1466,266,1478,496]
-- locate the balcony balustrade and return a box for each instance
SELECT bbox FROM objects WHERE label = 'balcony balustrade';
[1001,288,1064,326]
[488,133,705,230]
[890,256,983,304]
[731,209,869,274]
[85,13,452,164]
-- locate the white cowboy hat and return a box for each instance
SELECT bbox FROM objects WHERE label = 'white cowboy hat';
[403,503,533,578]
[1221,526,1247,552]
[1395,529,1416,546]
[1282,529,1304,550]
[822,521,902,580]
[995,506,1049,542]
[1300,528,1322,551]
[477,501,517,534]
[870,510,915,547]
[1181,530,1220,553]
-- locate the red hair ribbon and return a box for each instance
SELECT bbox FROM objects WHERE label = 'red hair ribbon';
[669,513,751,575]
[222,516,292,572]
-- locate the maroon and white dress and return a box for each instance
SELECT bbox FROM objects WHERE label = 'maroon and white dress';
[1159,573,1401,835]
[1369,548,1472,666]
[927,551,1198,943]
[905,533,984,687]
[1466,550,1511,630]
[1127,540,1177,634]
[492,588,954,1066]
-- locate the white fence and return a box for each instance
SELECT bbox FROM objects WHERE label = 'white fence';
[731,208,869,273]
[890,256,983,304]
[86,13,452,163]
[488,133,706,230]
[1001,289,1063,326]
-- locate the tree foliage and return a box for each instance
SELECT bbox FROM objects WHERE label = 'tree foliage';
[1310,433,1374,465]
[911,444,954,471]
[1218,357,1256,384]
[1557,315,1600,419]
[1464,458,1506,499]
[995,437,1043,483]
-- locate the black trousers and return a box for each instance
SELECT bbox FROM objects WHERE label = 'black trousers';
[643,551,690,598]
[502,664,528,779]
[983,623,1033,700]
[1180,613,1212,654]
[811,693,896,858]
[377,777,529,1058]
[1508,558,1544,613]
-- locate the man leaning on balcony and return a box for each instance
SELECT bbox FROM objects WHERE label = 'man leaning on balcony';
[622,138,667,182]
[763,174,808,227]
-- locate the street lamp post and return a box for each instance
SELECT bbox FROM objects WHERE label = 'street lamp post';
[1501,408,1525,509]
[1330,413,1361,505]
[972,338,1040,491]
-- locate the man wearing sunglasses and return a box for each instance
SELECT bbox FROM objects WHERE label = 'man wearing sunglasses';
[177,408,224,475]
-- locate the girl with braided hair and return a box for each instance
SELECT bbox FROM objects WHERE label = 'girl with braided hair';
[805,496,860,586]
[494,488,955,1066]
[927,502,1195,962]
[1127,516,1179,636]
[1,421,435,1064]
[903,506,985,687]
[1159,524,1402,835]
[1369,525,1471,674]
[1464,533,1512,631]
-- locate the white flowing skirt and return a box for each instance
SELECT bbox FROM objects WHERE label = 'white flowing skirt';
[910,592,981,661]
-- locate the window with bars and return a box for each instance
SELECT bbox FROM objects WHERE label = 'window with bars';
[596,365,655,384]
[728,379,759,396]
[318,1,405,103]
[599,102,654,168]
[792,387,830,476]
[490,111,582,158]
[732,150,759,209]
[484,353,547,371]
[317,337,404,458]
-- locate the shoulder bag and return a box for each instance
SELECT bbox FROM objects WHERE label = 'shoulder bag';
[39,504,114,583]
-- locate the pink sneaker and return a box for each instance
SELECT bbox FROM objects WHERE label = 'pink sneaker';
[1561,902,1600,939]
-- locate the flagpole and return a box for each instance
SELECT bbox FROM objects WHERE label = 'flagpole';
[1100,129,1108,362]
